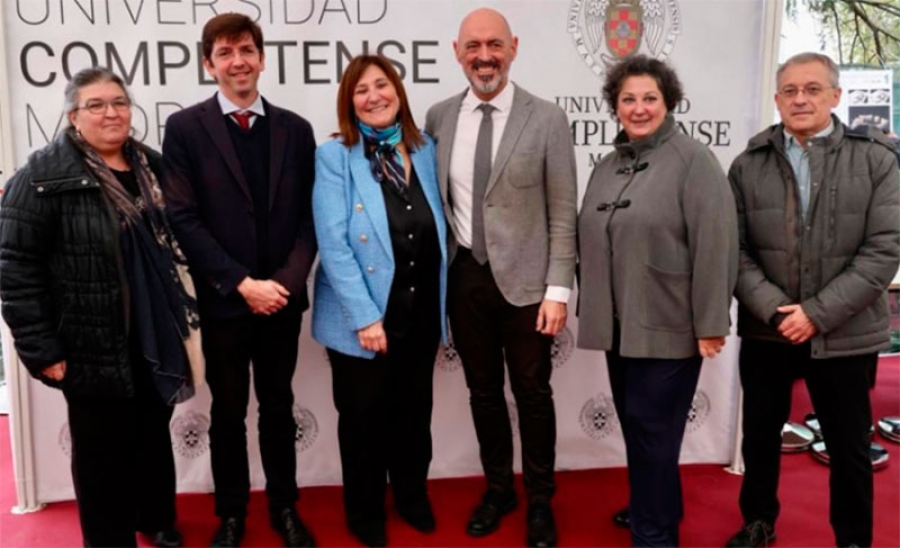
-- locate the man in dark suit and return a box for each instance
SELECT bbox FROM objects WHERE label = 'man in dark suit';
[425,8,577,548]
[161,13,317,548]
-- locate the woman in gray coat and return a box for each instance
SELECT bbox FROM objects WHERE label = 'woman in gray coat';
[576,55,738,546]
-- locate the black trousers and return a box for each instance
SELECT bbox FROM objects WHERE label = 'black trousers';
[327,326,439,528]
[448,249,556,501]
[65,363,176,547]
[606,342,702,547]
[203,308,302,518]
[739,339,874,547]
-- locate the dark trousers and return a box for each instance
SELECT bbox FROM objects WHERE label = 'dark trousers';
[203,308,302,518]
[739,339,873,547]
[65,364,176,547]
[327,327,439,528]
[606,341,702,548]
[448,249,556,501]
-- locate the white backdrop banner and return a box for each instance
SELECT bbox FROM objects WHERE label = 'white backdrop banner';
[3,0,765,503]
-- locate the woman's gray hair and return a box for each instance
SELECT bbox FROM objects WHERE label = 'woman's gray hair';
[776,52,840,89]
[63,67,131,113]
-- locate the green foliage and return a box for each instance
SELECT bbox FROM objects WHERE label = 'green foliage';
[787,0,900,66]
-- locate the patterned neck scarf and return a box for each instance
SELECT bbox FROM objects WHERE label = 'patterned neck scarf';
[359,121,407,198]
[66,126,204,404]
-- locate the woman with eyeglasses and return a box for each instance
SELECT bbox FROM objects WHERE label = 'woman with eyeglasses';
[576,55,738,547]
[0,67,202,548]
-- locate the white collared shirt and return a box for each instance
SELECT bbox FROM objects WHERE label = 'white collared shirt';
[217,92,266,128]
[448,83,569,304]
[449,83,515,250]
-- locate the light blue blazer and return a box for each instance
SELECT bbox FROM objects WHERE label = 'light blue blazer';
[311,133,448,359]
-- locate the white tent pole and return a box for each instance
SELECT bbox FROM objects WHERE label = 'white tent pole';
[758,0,785,133]
[726,0,785,476]
[0,4,45,514]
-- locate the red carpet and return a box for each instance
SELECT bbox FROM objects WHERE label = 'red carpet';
[1,356,898,547]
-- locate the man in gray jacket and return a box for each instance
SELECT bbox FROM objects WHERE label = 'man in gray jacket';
[425,8,577,547]
[727,52,899,548]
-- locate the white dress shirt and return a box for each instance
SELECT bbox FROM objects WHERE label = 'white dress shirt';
[449,83,569,304]
[217,92,266,127]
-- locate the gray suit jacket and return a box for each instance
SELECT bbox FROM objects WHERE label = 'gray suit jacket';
[425,85,578,306]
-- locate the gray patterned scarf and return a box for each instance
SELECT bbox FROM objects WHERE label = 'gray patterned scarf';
[67,126,204,403]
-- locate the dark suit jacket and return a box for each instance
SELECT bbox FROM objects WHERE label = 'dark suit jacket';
[161,95,317,319]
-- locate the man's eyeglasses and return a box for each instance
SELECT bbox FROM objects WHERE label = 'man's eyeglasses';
[75,98,131,115]
[777,85,832,99]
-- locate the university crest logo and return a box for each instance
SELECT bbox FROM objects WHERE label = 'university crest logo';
[551,327,575,369]
[59,423,72,458]
[568,0,681,77]
[171,410,210,459]
[436,329,462,372]
[685,390,711,434]
[579,393,619,440]
[293,405,319,452]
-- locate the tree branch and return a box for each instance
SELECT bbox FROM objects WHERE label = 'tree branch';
[849,0,900,41]
[795,0,900,65]
[850,10,863,61]
[831,2,844,62]
[848,1,888,63]
[851,0,900,18]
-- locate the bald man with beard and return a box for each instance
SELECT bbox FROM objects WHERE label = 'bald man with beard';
[425,9,577,547]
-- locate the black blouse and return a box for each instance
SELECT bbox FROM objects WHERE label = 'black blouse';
[379,167,441,339]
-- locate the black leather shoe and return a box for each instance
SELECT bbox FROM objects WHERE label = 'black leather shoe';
[725,520,776,548]
[397,500,436,533]
[210,516,245,547]
[149,527,183,548]
[526,501,557,548]
[271,508,316,547]
[612,507,630,529]
[466,490,517,537]
[348,520,387,547]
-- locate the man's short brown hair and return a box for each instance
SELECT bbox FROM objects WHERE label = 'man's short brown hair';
[201,13,264,61]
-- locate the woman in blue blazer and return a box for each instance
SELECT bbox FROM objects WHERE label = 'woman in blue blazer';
[312,55,447,547]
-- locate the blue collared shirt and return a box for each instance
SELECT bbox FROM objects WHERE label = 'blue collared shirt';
[783,120,834,217]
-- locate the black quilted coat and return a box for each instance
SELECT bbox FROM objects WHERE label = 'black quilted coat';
[0,134,162,398]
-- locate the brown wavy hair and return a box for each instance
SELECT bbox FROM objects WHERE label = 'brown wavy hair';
[335,55,423,150]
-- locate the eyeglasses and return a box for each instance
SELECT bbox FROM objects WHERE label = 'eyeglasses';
[777,85,832,99]
[75,98,131,115]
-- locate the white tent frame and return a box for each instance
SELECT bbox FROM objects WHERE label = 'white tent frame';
[0,0,46,514]
[0,0,786,511]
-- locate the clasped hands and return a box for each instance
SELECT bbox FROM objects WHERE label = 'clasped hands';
[237,277,290,315]
[775,303,818,344]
